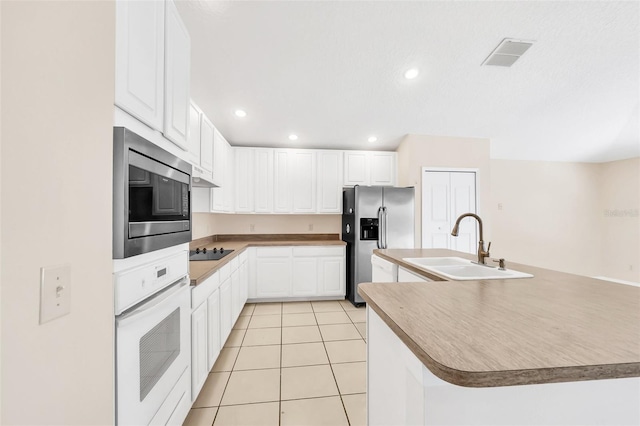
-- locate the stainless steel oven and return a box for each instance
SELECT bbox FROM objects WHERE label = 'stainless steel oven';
[113,127,192,258]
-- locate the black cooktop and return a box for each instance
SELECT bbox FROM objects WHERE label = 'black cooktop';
[189,248,234,261]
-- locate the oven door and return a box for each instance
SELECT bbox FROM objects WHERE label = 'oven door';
[116,278,190,426]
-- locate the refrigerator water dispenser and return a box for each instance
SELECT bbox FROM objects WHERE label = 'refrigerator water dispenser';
[360,218,379,240]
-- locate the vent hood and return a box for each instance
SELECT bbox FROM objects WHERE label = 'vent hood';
[191,165,219,188]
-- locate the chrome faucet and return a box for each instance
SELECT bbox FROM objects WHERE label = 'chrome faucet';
[451,213,491,265]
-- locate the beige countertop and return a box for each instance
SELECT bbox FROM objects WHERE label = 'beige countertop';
[359,248,640,388]
[189,234,345,286]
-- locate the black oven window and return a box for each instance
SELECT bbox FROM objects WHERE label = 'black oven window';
[129,165,189,223]
[139,308,181,401]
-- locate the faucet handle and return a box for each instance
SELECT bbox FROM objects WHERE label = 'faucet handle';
[486,241,491,253]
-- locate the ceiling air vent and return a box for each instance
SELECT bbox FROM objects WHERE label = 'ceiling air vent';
[482,38,534,67]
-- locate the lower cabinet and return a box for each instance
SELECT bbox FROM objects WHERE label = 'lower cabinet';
[206,289,220,370]
[251,245,346,301]
[190,302,208,399]
[398,267,432,282]
[219,277,232,342]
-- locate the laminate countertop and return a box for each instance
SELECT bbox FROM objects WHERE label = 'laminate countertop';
[188,234,345,286]
[359,248,640,388]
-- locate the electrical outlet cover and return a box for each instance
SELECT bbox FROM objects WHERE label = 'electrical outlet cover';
[40,264,71,324]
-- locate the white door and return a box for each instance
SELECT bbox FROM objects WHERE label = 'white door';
[421,170,477,253]
[273,149,292,213]
[292,257,318,297]
[206,289,220,370]
[370,152,396,186]
[317,151,343,213]
[234,148,254,213]
[292,150,316,213]
[191,302,208,399]
[115,0,165,131]
[254,149,274,213]
[163,0,190,150]
[344,151,369,186]
[187,101,201,166]
[318,257,345,296]
[200,115,214,176]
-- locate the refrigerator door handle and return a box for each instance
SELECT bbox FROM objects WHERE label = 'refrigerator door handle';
[377,206,383,249]
[382,206,388,249]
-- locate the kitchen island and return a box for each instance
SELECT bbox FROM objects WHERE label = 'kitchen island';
[359,249,640,425]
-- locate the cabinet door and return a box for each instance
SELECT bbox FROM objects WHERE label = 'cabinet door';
[255,254,291,298]
[292,150,317,213]
[234,148,254,213]
[191,302,208,399]
[254,149,274,213]
[240,260,249,305]
[206,289,221,370]
[317,151,343,213]
[292,258,318,297]
[318,257,345,296]
[370,152,396,186]
[273,149,292,213]
[187,101,201,166]
[163,0,190,150]
[344,151,369,186]
[231,269,240,324]
[223,145,235,213]
[220,278,232,344]
[211,131,225,212]
[200,115,214,175]
[115,0,164,131]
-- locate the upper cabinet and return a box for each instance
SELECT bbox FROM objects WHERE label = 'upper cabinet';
[317,151,343,213]
[115,0,190,151]
[234,148,254,213]
[199,115,214,176]
[187,101,201,166]
[344,151,396,186]
[163,0,190,149]
[115,0,165,131]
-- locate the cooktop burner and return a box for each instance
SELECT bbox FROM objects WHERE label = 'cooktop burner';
[189,247,234,261]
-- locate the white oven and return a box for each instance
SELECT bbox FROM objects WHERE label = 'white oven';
[114,248,191,426]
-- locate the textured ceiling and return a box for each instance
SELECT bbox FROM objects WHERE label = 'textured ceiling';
[177,0,639,162]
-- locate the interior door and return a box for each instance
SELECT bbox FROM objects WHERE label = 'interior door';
[421,170,477,253]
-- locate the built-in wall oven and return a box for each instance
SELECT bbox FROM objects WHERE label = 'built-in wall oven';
[113,127,192,259]
[114,248,191,426]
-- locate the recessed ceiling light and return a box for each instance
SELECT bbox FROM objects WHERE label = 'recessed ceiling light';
[234,109,247,118]
[288,134,298,141]
[404,68,419,79]
[368,136,378,143]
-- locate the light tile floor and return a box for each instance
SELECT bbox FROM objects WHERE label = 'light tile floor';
[183,300,367,426]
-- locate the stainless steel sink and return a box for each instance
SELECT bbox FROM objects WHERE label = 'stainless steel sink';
[402,257,533,280]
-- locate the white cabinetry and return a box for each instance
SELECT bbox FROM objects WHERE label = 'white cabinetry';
[187,101,214,183]
[115,0,165,132]
[162,0,190,149]
[206,289,220,369]
[251,246,345,301]
[199,115,214,176]
[344,151,396,186]
[398,267,431,283]
[210,132,234,213]
[190,301,208,398]
[115,0,190,151]
[317,151,343,213]
[273,150,292,213]
[292,150,317,213]
[255,247,291,298]
[234,148,254,213]
[219,270,232,342]
[254,149,274,213]
[187,102,201,166]
[371,255,398,282]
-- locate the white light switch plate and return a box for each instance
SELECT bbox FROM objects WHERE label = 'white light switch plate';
[40,264,71,324]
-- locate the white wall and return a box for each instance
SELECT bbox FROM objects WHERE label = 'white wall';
[193,213,342,239]
[1,2,115,424]
[599,157,640,282]
[490,160,603,277]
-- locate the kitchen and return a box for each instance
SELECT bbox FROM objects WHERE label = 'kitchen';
[1,1,639,426]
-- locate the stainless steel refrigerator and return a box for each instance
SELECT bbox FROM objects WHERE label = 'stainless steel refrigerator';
[342,186,415,306]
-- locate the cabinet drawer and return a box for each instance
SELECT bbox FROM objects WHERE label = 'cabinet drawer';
[191,272,220,309]
[256,247,291,258]
[293,246,344,257]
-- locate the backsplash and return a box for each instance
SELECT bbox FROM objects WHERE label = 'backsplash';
[193,213,342,239]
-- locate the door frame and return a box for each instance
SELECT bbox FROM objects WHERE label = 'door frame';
[421,167,480,249]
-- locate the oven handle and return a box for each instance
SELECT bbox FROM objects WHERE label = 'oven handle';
[116,278,189,328]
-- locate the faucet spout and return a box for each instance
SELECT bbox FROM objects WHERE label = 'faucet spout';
[451,213,490,264]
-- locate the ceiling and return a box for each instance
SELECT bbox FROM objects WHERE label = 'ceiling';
[177,0,640,163]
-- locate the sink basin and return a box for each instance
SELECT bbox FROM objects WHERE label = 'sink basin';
[402,257,533,280]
